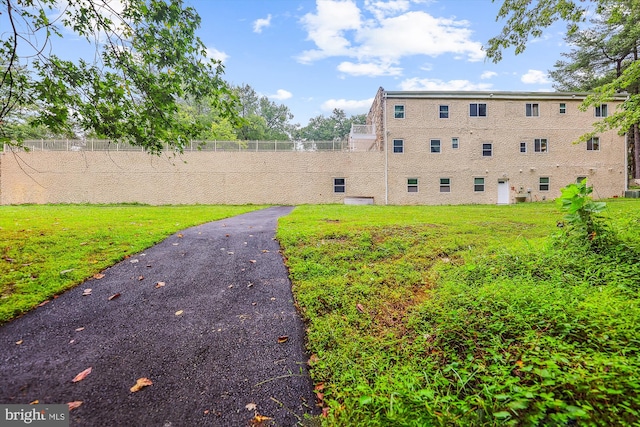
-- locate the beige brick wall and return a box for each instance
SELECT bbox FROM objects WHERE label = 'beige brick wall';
[0,151,385,205]
[383,95,626,205]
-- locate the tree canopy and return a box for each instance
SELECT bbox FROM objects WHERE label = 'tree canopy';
[487,0,640,178]
[1,0,239,153]
[295,108,365,141]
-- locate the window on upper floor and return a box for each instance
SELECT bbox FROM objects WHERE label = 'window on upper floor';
[539,177,550,191]
[470,103,487,117]
[595,104,608,117]
[534,138,548,153]
[587,137,600,151]
[440,178,451,193]
[526,103,539,117]
[439,105,449,119]
[334,178,345,193]
[474,177,485,192]
[407,178,418,193]
[394,105,405,119]
[430,139,441,153]
[452,137,459,149]
[393,139,404,153]
[577,176,587,184]
[520,142,527,153]
[482,143,492,157]
[559,103,566,114]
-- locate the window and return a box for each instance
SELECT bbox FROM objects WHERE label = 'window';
[452,137,459,149]
[587,137,600,151]
[474,177,485,192]
[393,139,404,153]
[470,103,487,117]
[407,178,418,193]
[440,178,451,193]
[430,139,441,153]
[577,176,587,184]
[526,103,539,117]
[595,104,608,117]
[334,178,345,193]
[539,177,550,191]
[559,103,566,114]
[482,143,492,157]
[520,142,527,153]
[394,105,405,119]
[534,138,548,153]
[439,105,449,119]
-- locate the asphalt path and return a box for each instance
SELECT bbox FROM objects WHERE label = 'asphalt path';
[0,206,318,426]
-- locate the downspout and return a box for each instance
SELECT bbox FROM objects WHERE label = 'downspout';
[383,92,389,205]
[625,130,629,192]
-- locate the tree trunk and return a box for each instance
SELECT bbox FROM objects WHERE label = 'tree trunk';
[635,124,640,180]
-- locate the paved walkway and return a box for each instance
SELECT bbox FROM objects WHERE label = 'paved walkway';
[0,206,318,426]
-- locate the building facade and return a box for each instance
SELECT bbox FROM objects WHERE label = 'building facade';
[0,89,628,206]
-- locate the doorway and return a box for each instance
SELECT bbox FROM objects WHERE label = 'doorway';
[497,179,509,205]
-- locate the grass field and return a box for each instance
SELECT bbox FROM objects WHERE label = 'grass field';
[0,204,265,323]
[278,200,640,426]
[2,200,640,425]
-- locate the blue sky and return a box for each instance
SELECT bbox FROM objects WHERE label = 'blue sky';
[186,0,574,126]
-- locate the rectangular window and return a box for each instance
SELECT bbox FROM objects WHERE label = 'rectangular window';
[452,137,459,149]
[520,142,527,153]
[393,139,404,153]
[534,138,548,153]
[482,143,492,157]
[439,105,449,119]
[407,178,418,193]
[430,139,441,153]
[474,177,485,192]
[526,103,539,117]
[470,103,487,117]
[577,176,587,184]
[394,105,405,119]
[595,104,608,117]
[440,178,451,193]
[587,137,600,151]
[559,103,566,114]
[334,178,345,193]
[539,177,550,191]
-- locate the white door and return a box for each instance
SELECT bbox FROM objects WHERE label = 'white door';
[497,180,509,205]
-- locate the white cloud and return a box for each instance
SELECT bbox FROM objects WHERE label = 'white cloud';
[321,97,375,113]
[253,14,272,33]
[521,69,550,84]
[297,0,485,75]
[399,78,492,91]
[268,89,293,100]
[337,61,402,76]
[206,47,229,63]
[480,71,497,80]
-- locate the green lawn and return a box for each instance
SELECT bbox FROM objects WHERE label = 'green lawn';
[0,204,265,323]
[278,200,640,426]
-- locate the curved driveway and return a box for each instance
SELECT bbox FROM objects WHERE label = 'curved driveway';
[0,206,317,426]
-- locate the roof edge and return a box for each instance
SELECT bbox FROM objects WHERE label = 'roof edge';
[383,90,628,101]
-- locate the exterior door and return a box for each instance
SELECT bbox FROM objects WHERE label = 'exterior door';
[497,180,509,205]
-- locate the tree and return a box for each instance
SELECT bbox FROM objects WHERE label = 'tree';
[295,109,365,141]
[487,0,640,179]
[1,0,239,153]
[232,84,295,140]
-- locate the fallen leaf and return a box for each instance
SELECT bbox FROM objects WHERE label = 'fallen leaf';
[247,283,253,288]
[250,414,272,425]
[203,409,210,415]
[30,400,39,405]
[108,293,121,301]
[245,403,257,411]
[75,327,85,332]
[130,259,139,264]
[67,401,83,411]
[322,407,330,418]
[138,275,144,281]
[175,310,184,316]
[15,340,23,345]
[60,269,74,275]
[316,392,324,401]
[172,243,179,246]
[38,300,50,307]
[314,382,325,391]
[356,303,365,313]
[249,260,257,263]
[72,367,92,383]
[308,354,319,366]
[155,281,165,288]
[515,360,524,368]
[130,377,153,393]
[261,250,269,253]
[93,273,105,279]
[82,289,92,296]
[277,336,289,344]
[69,340,75,344]
[225,234,230,237]
[228,285,233,288]
[227,252,234,255]
[177,233,184,238]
